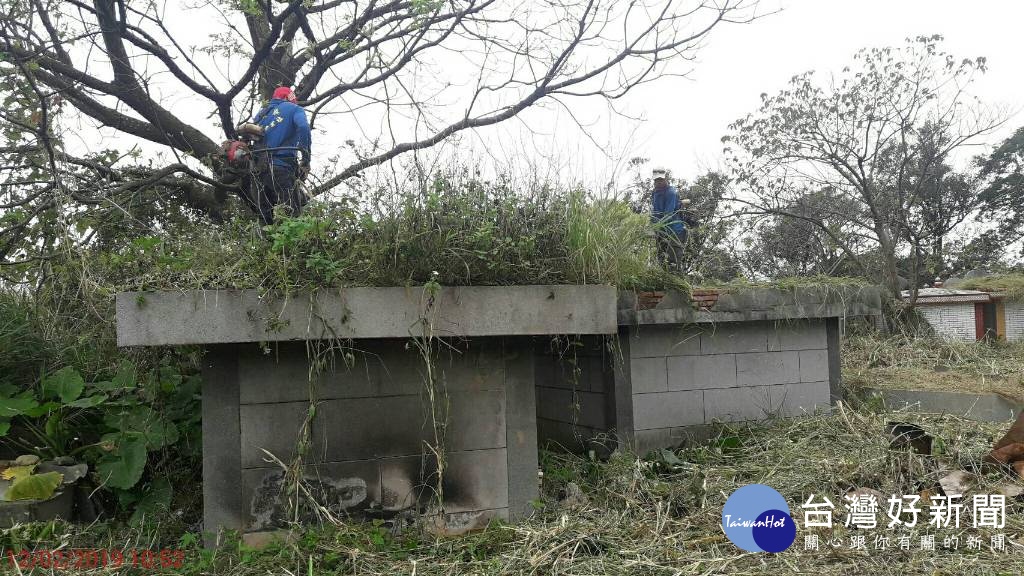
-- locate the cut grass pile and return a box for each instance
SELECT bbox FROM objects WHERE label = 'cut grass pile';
[844,333,1024,403]
[3,405,1021,575]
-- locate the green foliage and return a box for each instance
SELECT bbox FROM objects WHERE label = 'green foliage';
[41,367,84,404]
[5,471,63,501]
[79,174,680,293]
[565,194,684,290]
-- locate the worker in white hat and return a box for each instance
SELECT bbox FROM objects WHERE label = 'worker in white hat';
[650,167,688,270]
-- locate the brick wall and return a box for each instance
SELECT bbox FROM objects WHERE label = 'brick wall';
[1006,302,1024,342]
[917,303,976,341]
[623,320,831,452]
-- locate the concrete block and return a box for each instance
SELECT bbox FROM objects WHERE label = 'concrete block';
[631,357,668,394]
[704,386,773,423]
[632,424,721,454]
[667,354,737,390]
[826,318,842,403]
[116,285,617,346]
[535,387,605,428]
[536,387,573,422]
[775,382,831,417]
[584,356,609,393]
[628,326,701,358]
[735,351,800,386]
[799,349,829,383]
[503,343,538,520]
[201,346,243,547]
[376,341,505,396]
[242,460,381,531]
[379,455,430,510]
[447,390,506,452]
[379,448,510,515]
[767,320,826,351]
[633,428,678,454]
[314,391,505,462]
[238,343,379,404]
[313,396,422,460]
[443,449,510,513]
[240,401,310,469]
[700,323,767,354]
[633,390,704,430]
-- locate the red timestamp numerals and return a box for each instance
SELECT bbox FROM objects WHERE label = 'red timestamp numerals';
[5,549,185,570]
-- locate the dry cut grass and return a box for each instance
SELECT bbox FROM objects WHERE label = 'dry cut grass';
[843,333,1024,403]
[3,406,1022,576]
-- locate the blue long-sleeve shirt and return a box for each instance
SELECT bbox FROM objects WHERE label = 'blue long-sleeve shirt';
[253,99,311,168]
[652,185,685,235]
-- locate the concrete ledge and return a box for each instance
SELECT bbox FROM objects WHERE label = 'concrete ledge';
[618,286,883,325]
[117,285,616,346]
[861,388,1022,422]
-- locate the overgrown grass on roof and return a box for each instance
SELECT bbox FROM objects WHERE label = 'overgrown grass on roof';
[959,274,1024,301]
[77,183,686,295]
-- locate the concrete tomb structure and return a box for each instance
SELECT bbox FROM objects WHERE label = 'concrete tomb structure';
[115,284,881,544]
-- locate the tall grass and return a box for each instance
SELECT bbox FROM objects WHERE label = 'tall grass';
[75,176,686,293]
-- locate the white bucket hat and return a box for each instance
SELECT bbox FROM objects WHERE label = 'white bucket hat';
[652,168,667,179]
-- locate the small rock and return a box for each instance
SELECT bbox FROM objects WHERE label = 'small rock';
[560,482,589,509]
[14,455,40,467]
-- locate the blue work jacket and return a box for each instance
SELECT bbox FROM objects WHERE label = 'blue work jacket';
[652,185,686,235]
[253,99,312,168]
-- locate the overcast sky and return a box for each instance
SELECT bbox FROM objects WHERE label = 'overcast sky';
[470,0,1024,192]
[60,0,1024,197]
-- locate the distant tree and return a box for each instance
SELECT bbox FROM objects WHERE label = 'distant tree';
[677,171,740,281]
[977,125,1024,258]
[740,190,866,278]
[724,35,1003,305]
[0,0,762,268]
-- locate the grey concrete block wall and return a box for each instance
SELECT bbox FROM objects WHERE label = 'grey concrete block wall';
[618,319,835,453]
[533,337,615,451]
[202,337,539,543]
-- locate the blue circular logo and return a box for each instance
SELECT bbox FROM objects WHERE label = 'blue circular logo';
[722,485,796,553]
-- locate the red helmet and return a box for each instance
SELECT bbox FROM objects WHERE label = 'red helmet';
[272,86,297,102]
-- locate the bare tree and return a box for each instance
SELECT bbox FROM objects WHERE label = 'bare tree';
[0,0,762,265]
[724,35,1003,304]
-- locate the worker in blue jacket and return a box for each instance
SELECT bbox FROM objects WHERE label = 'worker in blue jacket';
[240,86,312,224]
[650,167,687,269]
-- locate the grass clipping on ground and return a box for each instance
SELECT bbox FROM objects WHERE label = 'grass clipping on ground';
[4,406,1022,575]
[844,333,1024,403]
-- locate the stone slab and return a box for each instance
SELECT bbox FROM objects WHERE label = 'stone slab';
[862,388,1022,422]
[117,286,617,346]
[617,286,884,326]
